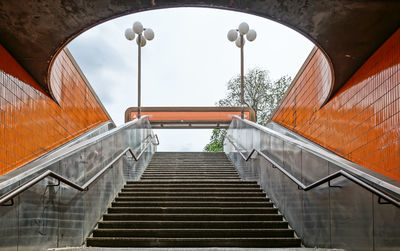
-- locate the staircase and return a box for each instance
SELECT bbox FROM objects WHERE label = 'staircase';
[86,152,301,248]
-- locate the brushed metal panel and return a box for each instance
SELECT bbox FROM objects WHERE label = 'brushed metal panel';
[258,132,271,194]
[123,154,140,181]
[101,135,115,168]
[225,118,400,250]
[58,151,85,247]
[238,126,258,181]
[301,151,329,185]
[283,141,302,179]
[84,142,103,183]
[0,117,156,250]
[330,173,373,251]
[270,135,284,167]
[281,141,303,238]
[83,174,102,239]
[113,159,125,192]
[17,163,60,251]
[301,150,330,247]
[0,183,18,251]
[267,160,286,212]
[97,165,115,219]
[114,128,125,151]
[373,194,400,251]
[283,175,304,239]
[59,151,86,186]
[260,132,271,156]
[58,184,84,247]
[258,157,270,195]
[242,157,260,182]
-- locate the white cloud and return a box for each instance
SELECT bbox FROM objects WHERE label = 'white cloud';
[68,7,313,151]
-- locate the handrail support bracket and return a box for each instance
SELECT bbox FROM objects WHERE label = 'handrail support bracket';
[0,198,14,207]
[328,180,341,188]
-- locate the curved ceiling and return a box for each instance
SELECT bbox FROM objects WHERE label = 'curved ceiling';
[0,1,399,101]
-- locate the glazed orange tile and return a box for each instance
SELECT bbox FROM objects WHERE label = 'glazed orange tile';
[272,29,400,181]
[0,46,110,175]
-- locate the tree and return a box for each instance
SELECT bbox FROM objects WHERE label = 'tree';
[204,129,227,152]
[204,68,291,152]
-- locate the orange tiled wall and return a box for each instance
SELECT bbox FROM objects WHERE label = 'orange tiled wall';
[0,45,110,176]
[272,29,400,181]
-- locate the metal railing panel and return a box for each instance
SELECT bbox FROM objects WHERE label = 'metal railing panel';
[372,193,400,250]
[301,150,330,247]
[329,171,374,251]
[0,183,18,251]
[0,116,157,251]
[0,121,114,188]
[224,116,400,250]
[16,162,61,251]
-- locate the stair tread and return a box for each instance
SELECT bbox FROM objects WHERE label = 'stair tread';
[86,152,300,248]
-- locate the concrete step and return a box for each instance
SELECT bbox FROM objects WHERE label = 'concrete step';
[102,214,283,221]
[139,178,241,180]
[86,152,300,248]
[92,229,295,238]
[142,172,237,174]
[120,188,259,192]
[146,164,234,167]
[107,207,278,214]
[140,177,241,180]
[140,175,240,178]
[97,220,289,229]
[145,166,234,168]
[118,192,266,197]
[123,183,259,188]
[126,181,257,184]
[111,201,273,208]
[146,164,234,166]
[114,197,270,202]
[141,173,238,176]
[142,172,238,174]
[86,237,302,247]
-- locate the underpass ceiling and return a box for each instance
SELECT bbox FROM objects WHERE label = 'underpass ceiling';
[0,0,399,100]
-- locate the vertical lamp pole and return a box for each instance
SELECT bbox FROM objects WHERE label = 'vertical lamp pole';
[125,21,155,119]
[227,22,257,119]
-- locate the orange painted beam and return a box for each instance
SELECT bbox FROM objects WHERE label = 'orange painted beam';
[125,107,256,128]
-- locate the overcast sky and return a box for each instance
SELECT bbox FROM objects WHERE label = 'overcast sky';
[67,7,313,151]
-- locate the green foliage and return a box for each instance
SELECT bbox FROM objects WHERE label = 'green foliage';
[216,68,291,125]
[205,68,291,152]
[204,129,227,152]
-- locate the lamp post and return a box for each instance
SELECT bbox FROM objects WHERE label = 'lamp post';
[227,22,257,119]
[125,21,155,118]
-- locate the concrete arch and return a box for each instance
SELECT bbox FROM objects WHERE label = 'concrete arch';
[0,0,399,102]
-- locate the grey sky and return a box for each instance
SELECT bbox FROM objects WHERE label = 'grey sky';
[67,7,313,151]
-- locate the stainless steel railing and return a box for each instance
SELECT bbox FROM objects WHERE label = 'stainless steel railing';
[0,134,159,206]
[225,134,400,208]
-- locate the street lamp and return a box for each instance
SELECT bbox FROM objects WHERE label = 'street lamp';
[125,21,155,118]
[227,22,257,119]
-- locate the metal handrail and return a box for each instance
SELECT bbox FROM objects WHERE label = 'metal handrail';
[0,134,159,206]
[225,135,400,208]
[232,116,400,195]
